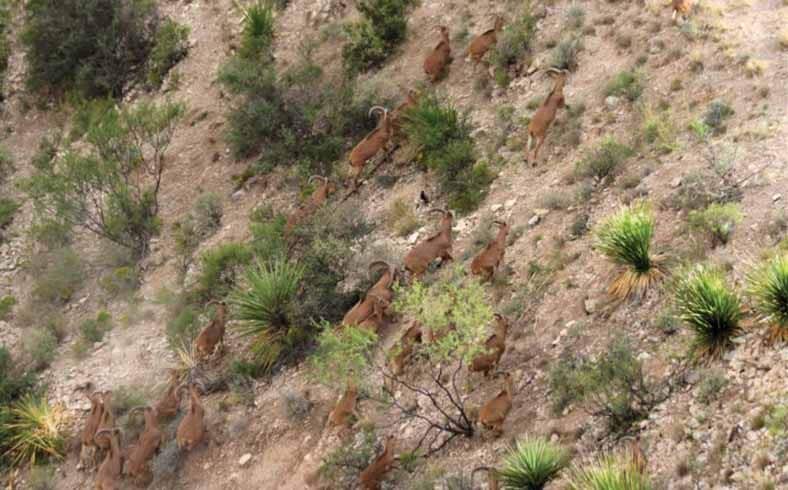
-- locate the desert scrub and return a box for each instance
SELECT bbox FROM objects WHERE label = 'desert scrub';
[568,455,652,490]
[497,437,569,489]
[747,253,788,343]
[641,106,678,154]
[173,192,224,277]
[0,0,10,97]
[0,394,65,467]
[341,0,413,75]
[192,242,253,302]
[550,37,582,71]
[702,100,734,134]
[78,311,113,344]
[29,248,84,305]
[574,137,634,182]
[674,265,742,360]
[695,368,727,403]
[0,295,14,320]
[0,198,19,235]
[403,94,493,213]
[605,70,644,102]
[687,203,742,247]
[0,145,13,185]
[147,19,190,88]
[385,198,421,237]
[594,202,662,299]
[490,3,537,81]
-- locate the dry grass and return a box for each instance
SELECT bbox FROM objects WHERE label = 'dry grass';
[744,58,767,77]
[779,29,788,50]
[385,197,421,237]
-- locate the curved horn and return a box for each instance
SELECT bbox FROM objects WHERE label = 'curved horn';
[94,428,120,443]
[493,313,504,321]
[545,67,570,76]
[368,260,391,279]
[308,175,329,185]
[493,220,507,227]
[368,106,387,118]
[128,406,148,416]
[428,208,448,216]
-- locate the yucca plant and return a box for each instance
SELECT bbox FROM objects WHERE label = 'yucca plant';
[238,1,275,60]
[0,395,65,467]
[497,437,569,489]
[230,259,304,372]
[568,456,651,490]
[594,202,663,299]
[675,265,742,360]
[748,254,788,343]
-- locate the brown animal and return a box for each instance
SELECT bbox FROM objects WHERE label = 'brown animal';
[403,209,453,279]
[94,428,122,490]
[284,176,336,237]
[124,406,162,481]
[467,17,504,65]
[78,387,106,469]
[366,261,397,314]
[342,261,397,328]
[348,106,393,188]
[478,372,514,436]
[470,221,510,281]
[359,435,397,490]
[423,26,452,83]
[469,314,510,376]
[176,383,206,451]
[94,392,115,451]
[194,301,227,360]
[390,322,423,375]
[672,0,692,21]
[356,294,389,333]
[626,435,647,475]
[525,68,570,165]
[327,383,359,429]
[154,370,182,420]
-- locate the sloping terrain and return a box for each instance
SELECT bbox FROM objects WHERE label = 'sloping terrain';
[1,0,787,488]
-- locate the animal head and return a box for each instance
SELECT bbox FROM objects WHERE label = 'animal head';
[436,26,449,38]
[369,260,396,284]
[429,208,453,228]
[94,427,121,445]
[369,105,390,124]
[493,16,504,31]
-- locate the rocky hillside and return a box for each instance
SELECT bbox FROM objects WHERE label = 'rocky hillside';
[0,0,787,488]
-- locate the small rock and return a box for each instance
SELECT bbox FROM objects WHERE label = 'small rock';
[490,204,503,212]
[239,453,252,467]
[671,177,682,188]
[407,231,420,244]
[773,194,782,202]
[504,198,517,209]
[583,298,598,315]
[605,96,621,109]
[231,189,245,201]
[637,352,651,361]
[528,215,540,227]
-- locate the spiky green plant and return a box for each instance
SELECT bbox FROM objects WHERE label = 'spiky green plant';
[230,259,304,371]
[497,437,569,489]
[748,254,788,343]
[675,265,742,359]
[568,456,651,490]
[238,1,275,60]
[0,395,65,467]
[594,202,663,299]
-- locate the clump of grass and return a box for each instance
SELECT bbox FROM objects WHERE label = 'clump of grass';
[0,295,15,321]
[540,191,572,211]
[491,4,537,76]
[595,202,662,299]
[574,137,634,182]
[23,328,58,371]
[385,198,421,237]
[497,437,569,489]
[674,265,742,360]
[641,106,677,154]
[0,198,20,233]
[747,254,788,343]
[29,248,84,305]
[568,455,652,490]
[605,71,643,101]
[688,203,742,247]
[696,368,728,403]
[550,37,582,71]
[0,395,65,467]
[565,5,586,30]
[147,19,190,88]
[341,0,413,75]
[703,100,734,133]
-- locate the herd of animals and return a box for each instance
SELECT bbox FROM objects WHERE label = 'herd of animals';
[71,0,694,488]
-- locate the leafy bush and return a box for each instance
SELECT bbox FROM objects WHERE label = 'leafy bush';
[230,259,304,373]
[688,203,742,246]
[548,339,666,433]
[0,197,19,232]
[23,328,58,371]
[674,265,742,360]
[491,4,537,75]
[79,311,113,344]
[192,243,253,302]
[641,107,677,154]
[0,395,65,467]
[568,455,652,490]
[605,71,644,102]
[574,137,634,181]
[498,437,569,489]
[147,19,190,88]
[342,0,412,75]
[239,1,275,60]
[748,253,788,343]
[22,100,184,258]
[703,100,734,133]
[310,324,378,389]
[319,427,378,486]
[0,295,14,320]
[0,347,35,406]
[403,94,493,213]
[595,202,662,299]
[21,0,161,98]
[30,248,84,305]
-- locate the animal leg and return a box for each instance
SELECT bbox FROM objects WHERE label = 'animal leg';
[531,136,545,166]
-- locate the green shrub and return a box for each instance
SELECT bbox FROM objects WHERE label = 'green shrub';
[498,437,569,489]
[550,37,581,71]
[688,203,742,246]
[403,94,493,213]
[99,266,139,298]
[165,304,200,350]
[147,19,190,88]
[703,100,734,133]
[319,427,378,486]
[79,311,113,344]
[548,339,665,433]
[674,265,742,360]
[696,368,727,403]
[30,248,84,305]
[23,327,58,371]
[173,193,224,277]
[22,100,184,258]
[0,394,65,467]
[574,137,634,181]
[0,295,15,320]
[26,464,56,490]
[568,455,652,490]
[491,4,537,74]
[605,71,644,102]
[21,0,161,98]
[231,259,304,373]
[594,202,662,299]
[0,1,10,97]
[341,0,412,75]
[565,5,586,30]
[748,253,788,343]
[239,1,275,60]
[0,146,13,185]
[0,197,19,232]
[0,347,36,405]
[641,107,677,154]
[310,324,378,389]
[193,243,253,302]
